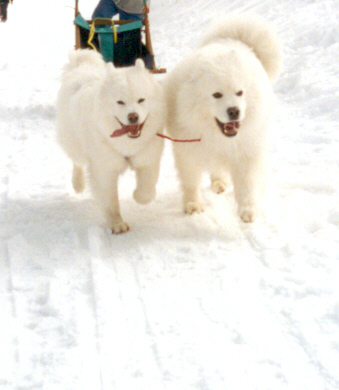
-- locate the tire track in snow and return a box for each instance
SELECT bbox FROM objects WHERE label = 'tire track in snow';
[4,230,104,389]
[0,172,19,384]
[66,230,105,390]
[88,226,168,390]
[129,255,170,387]
[281,309,339,389]
[242,222,295,271]
[0,176,9,208]
[242,222,339,388]
[0,239,19,386]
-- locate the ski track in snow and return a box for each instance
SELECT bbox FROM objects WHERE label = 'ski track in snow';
[1,0,339,389]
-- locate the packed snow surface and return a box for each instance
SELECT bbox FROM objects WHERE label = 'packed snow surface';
[1,0,339,389]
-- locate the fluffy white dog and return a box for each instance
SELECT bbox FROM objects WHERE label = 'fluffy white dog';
[56,50,165,233]
[165,14,283,222]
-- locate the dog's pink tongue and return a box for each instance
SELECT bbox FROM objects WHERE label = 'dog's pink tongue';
[110,127,129,138]
[110,125,138,138]
[110,124,141,138]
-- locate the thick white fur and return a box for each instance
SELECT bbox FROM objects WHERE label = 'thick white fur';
[56,50,165,233]
[165,14,283,222]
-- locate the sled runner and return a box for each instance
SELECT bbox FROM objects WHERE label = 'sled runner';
[74,0,166,73]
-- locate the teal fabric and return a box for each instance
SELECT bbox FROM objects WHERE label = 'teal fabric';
[74,14,143,62]
[98,32,114,62]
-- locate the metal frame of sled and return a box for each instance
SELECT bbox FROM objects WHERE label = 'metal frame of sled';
[74,0,166,74]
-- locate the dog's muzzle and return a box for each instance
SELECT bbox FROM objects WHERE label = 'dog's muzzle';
[215,118,240,137]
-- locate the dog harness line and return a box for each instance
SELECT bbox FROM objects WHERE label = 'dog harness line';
[156,133,201,143]
[110,129,201,142]
[110,117,201,142]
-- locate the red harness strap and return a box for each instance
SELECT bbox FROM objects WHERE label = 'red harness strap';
[156,133,201,143]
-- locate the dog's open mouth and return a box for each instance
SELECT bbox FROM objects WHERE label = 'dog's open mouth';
[215,118,240,137]
[110,117,147,139]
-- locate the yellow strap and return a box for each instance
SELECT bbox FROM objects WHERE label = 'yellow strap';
[88,20,118,50]
[112,21,118,44]
[87,21,97,51]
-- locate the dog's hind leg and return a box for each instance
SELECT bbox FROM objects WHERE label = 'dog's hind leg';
[72,163,86,193]
[211,178,227,194]
[210,171,231,194]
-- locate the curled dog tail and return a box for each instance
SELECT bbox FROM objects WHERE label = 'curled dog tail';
[200,13,283,83]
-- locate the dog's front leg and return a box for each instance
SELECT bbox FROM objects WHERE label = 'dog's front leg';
[182,182,205,215]
[176,163,203,213]
[133,164,160,205]
[130,138,163,205]
[232,160,265,223]
[88,165,129,234]
[172,145,204,214]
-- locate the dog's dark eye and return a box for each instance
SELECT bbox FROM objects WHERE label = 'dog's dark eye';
[236,90,243,96]
[213,92,223,99]
[117,100,125,105]
[138,98,145,104]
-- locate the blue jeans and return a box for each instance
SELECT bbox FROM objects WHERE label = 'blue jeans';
[92,0,143,20]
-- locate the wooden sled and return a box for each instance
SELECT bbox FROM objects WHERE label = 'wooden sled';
[74,1,166,74]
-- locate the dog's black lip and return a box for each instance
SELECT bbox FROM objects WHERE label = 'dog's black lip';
[215,118,240,137]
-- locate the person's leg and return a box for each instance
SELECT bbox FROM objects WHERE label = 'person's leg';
[118,9,143,21]
[92,0,119,19]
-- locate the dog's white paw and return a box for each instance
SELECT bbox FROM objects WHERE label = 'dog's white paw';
[133,188,156,205]
[185,201,205,215]
[211,180,227,194]
[111,222,130,234]
[239,207,255,223]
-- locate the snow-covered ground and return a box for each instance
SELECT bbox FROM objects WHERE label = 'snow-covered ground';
[1,0,339,389]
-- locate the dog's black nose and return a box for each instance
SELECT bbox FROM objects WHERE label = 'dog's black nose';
[128,112,139,124]
[227,107,240,121]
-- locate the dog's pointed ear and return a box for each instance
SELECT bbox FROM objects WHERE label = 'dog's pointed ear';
[135,59,145,70]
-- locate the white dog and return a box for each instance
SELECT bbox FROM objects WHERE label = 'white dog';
[56,50,165,233]
[165,14,283,222]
